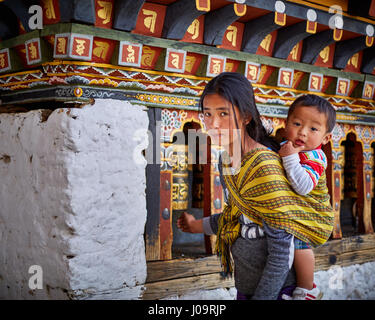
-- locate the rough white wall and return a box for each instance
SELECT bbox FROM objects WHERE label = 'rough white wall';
[314,261,375,299]
[0,99,149,299]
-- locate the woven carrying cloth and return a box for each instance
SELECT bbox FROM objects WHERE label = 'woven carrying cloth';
[215,148,334,275]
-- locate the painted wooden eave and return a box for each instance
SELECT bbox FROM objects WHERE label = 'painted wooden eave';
[0,22,369,82]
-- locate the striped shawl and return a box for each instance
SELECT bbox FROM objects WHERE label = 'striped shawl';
[215,148,334,275]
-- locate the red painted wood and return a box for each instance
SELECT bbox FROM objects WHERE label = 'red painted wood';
[159,171,173,260]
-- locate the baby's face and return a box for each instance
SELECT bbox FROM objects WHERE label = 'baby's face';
[285,106,332,151]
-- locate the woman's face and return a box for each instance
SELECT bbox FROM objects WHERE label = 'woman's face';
[202,93,249,147]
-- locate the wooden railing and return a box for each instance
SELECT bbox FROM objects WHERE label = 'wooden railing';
[143,233,375,300]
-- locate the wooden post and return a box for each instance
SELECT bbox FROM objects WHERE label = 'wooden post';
[354,141,365,233]
[145,108,162,261]
[203,141,212,254]
[159,170,173,260]
[362,147,374,234]
[322,142,333,206]
[331,143,344,238]
[145,110,174,261]
[204,145,224,254]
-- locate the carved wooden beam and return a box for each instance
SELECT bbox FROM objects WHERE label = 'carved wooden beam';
[58,0,74,22]
[334,36,368,69]
[301,29,334,64]
[0,20,16,41]
[57,0,96,24]
[362,46,375,74]
[0,4,20,40]
[113,0,145,31]
[273,21,310,59]
[162,0,203,40]
[1,0,34,32]
[204,5,239,45]
[242,13,280,54]
[72,0,96,24]
[347,0,373,17]
[227,0,374,36]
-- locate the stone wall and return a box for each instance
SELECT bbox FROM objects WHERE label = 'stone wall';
[0,99,149,299]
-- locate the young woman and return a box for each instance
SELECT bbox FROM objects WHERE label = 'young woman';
[177,72,333,300]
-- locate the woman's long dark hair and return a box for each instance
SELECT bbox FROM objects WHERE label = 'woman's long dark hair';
[199,72,280,152]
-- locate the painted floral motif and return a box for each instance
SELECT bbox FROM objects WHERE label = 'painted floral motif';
[355,125,375,149]
[331,124,346,148]
[161,109,187,140]
[260,116,274,134]
[198,112,206,131]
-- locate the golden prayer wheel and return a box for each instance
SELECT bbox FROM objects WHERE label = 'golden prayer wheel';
[171,144,190,211]
[343,139,357,198]
[192,164,204,208]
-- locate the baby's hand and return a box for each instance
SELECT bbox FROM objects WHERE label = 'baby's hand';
[279,141,305,157]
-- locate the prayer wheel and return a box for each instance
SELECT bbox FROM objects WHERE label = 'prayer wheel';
[343,137,357,198]
[192,164,204,208]
[171,144,190,211]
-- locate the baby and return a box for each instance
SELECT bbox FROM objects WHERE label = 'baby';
[279,94,336,300]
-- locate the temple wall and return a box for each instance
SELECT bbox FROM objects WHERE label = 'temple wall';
[0,99,149,299]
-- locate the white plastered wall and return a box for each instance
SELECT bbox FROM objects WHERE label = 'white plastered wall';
[0,99,149,299]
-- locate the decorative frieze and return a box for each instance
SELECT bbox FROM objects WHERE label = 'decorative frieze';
[0,49,11,73]
[25,38,42,65]
[118,42,143,67]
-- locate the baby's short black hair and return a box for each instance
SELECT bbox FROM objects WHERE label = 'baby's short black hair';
[287,94,336,133]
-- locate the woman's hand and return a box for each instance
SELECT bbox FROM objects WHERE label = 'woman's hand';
[177,212,203,233]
